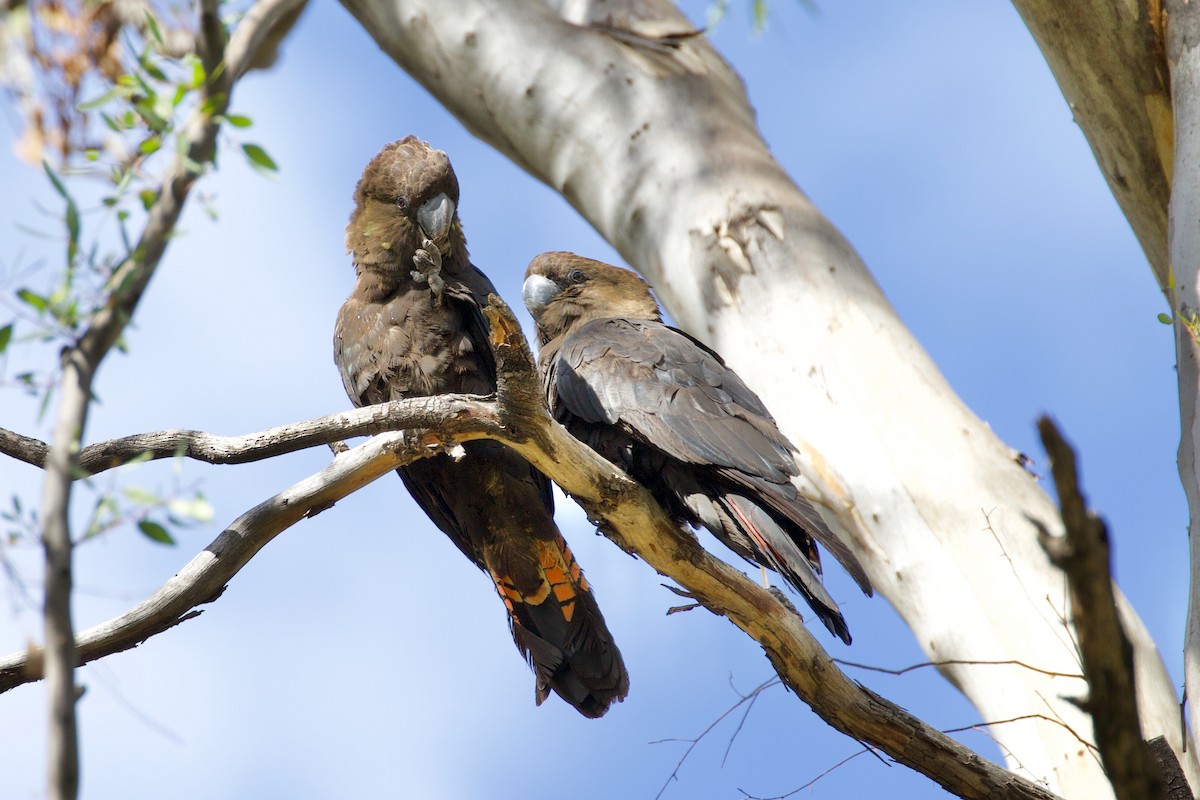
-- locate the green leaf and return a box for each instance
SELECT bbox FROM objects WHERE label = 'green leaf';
[153,91,175,125]
[168,496,214,524]
[43,159,67,196]
[224,114,252,128]
[123,486,159,505]
[84,495,119,538]
[139,189,158,210]
[0,324,11,354]
[42,162,80,261]
[185,55,205,88]
[180,156,205,176]
[65,203,80,261]
[753,0,768,31]
[1158,312,1174,325]
[241,143,278,172]
[138,49,168,82]
[37,386,54,423]
[200,92,228,116]
[143,10,164,46]
[137,520,175,545]
[706,0,730,27]
[139,136,162,155]
[16,289,47,314]
[78,85,125,111]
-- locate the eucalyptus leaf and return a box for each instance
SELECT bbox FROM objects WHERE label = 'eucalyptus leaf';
[242,143,278,172]
[138,520,175,545]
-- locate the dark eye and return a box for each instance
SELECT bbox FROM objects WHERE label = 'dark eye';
[568,269,586,284]
[395,195,409,210]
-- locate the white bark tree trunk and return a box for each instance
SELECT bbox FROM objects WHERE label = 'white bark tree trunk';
[1168,0,1200,762]
[336,1,1197,795]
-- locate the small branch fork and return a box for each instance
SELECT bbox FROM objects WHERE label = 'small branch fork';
[4,296,1061,799]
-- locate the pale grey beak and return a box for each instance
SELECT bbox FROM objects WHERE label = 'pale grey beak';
[416,192,455,242]
[522,274,561,317]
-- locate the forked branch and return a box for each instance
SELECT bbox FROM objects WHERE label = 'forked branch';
[0,296,1061,800]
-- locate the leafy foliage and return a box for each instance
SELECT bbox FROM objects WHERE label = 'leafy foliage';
[0,2,275,553]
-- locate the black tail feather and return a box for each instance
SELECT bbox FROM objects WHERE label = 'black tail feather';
[718,493,853,644]
[493,535,629,717]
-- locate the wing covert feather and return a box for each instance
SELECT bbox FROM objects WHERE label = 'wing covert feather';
[555,318,798,481]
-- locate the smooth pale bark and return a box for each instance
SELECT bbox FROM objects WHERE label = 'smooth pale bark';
[336,1,1196,796]
[1168,0,1200,767]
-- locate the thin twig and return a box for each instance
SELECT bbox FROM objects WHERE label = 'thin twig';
[834,657,1082,680]
[738,749,871,800]
[0,394,493,476]
[650,676,779,800]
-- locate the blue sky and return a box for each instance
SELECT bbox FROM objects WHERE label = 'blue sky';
[0,2,1184,798]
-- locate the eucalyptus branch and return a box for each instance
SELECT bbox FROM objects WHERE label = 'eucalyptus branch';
[33,2,307,797]
[5,296,1061,800]
[0,426,465,692]
[0,395,494,476]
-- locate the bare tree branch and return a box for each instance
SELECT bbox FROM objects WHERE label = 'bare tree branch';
[0,427,457,691]
[1034,416,1167,800]
[834,658,1083,681]
[650,676,779,800]
[4,297,1063,800]
[34,2,307,797]
[0,395,493,476]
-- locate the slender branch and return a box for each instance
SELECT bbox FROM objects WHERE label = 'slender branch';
[834,658,1083,680]
[5,296,1063,800]
[34,2,307,797]
[0,394,493,476]
[650,676,778,800]
[478,300,1063,800]
[0,427,468,691]
[1034,416,1167,800]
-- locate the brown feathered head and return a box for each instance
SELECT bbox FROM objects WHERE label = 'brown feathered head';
[346,136,464,270]
[523,252,662,344]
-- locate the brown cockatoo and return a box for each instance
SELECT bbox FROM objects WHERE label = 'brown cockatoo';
[333,140,628,716]
[523,252,872,644]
